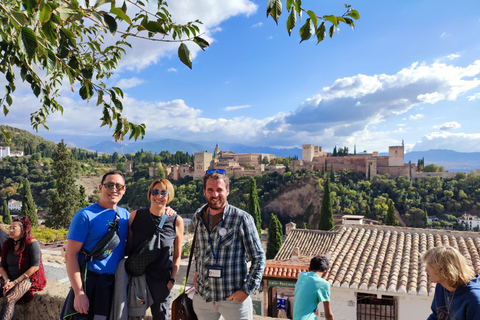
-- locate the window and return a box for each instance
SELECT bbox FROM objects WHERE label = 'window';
[357,293,397,320]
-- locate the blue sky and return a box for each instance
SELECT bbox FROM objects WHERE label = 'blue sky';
[3,0,480,153]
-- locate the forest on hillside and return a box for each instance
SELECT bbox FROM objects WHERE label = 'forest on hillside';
[0,127,479,231]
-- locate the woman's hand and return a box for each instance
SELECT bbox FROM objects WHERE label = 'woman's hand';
[3,280,15,295]
[165,207,177,216]
[167,280,174,291]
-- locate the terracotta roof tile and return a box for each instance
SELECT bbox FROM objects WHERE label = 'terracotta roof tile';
[265,225,480,297]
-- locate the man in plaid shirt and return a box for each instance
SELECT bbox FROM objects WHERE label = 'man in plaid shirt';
[193,170,266,320]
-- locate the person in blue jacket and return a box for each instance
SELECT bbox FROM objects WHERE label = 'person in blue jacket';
[423,246,480,320]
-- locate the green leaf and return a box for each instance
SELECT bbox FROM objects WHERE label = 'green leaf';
[178,43,192,69]
[347,9,360,20]
[19,27,38,57]
[3,105,9,117]
[94,0,111,9]
[193,36,209,51]
[39,4,52,23]
[294,0,302,20]
[344,17,355,29]
[299,18,312,43]
[286,8,296,36]
[110,7,132,25]
[56,6,84,22]
[6,95,12,106]
[60,28,76,47]
[10,9,27,26]
[1,129,11,144]
[266,0,282,25]
[46,49,57,71]
[103,14,117,36]
[22,0,38,14]
[79,82,93,100]
[81,68,93,80]
[144,21,166,34]
[41,21,57,43]
[329,25,335,38]
[306,10,317,29]
[96,90,104,106]
[286,0,294,11]
[316,21,326,44]
[90,12,104,25]
[324,15,338,26]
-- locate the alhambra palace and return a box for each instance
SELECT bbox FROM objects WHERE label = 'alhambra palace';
[133,143,456,180]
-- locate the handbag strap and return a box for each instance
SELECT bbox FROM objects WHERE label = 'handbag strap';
[184,219,199,286]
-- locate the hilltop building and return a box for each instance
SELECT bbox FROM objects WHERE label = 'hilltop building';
[458,213,480,231]
[7,199,22,211]
[292,143,416,179]
[0,146,23,158]
[161,145,283,180]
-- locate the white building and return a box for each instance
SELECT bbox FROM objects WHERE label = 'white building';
[7,199,22,211]
[0,146,10,158]
[458,213,480,230]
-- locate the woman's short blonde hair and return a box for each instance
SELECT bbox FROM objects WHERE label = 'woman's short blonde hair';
[147,178,175,204]
[422,246,475,287]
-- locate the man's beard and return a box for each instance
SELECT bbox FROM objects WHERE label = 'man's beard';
[207,197,226,210]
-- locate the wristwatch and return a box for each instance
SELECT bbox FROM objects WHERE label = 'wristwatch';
[169,278,176,284]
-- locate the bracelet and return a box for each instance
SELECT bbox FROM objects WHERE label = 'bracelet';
[23,273,29,279]
[169,278,176,284]
[5,279,9,283]
[13,279,18,285]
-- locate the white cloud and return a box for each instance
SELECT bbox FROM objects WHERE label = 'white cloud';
[438,121,461,131]
[167,68,177,72]
[252,22,262,27]
[409,114,424,120]
[115,77,144,89]
[467,93,480,101]
[413,131,480,152]
[225,105,251,111]
[114,0,258,71]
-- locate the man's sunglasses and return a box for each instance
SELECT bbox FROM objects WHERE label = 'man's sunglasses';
[205,169,226,175]
[151,188,169,197]
[103,183,125,191]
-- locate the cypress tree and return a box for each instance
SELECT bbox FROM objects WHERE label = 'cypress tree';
[247,177,262,238]
[386,199,399,226]
[78,185,90,208]
[2,200,11,224]
[333,146,337,156]
[330,165,335,183]
[21,179,38,228]
[318,177,334,231]
[266,213,283,259]
[47,140,81,229]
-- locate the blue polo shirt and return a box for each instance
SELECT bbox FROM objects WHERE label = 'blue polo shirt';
[293,271,331,320]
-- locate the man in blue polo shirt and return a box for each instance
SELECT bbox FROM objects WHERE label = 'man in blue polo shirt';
[293,256,333,320]
[64,170,129,319]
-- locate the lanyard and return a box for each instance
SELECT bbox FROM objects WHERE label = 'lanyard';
[207,209,225,261]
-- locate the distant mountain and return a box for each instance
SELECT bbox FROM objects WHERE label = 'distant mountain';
[405,149,480,172]
[87,139,213,155]
[86,139,303,158]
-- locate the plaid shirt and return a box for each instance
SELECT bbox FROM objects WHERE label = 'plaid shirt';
[194,203,266,302]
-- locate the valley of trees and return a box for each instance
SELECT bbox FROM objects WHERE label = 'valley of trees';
[1,128,479,234]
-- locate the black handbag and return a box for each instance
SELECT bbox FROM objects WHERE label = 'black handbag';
[125,226,163,276]
[171,221,199,320]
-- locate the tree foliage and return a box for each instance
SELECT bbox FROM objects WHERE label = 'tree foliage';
[266,213,283,259]
[21,178,38,227]
[1,1,359,143]
[2,200,11,224]
[46,140,81,229]
[0,0,208,143]
[318,177,334,231]
[247,177,262,238]
[385,199,398,226]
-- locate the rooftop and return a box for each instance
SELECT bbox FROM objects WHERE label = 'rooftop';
[264,225,480,297]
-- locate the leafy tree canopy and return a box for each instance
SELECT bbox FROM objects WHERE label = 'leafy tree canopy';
[1,0,359,143]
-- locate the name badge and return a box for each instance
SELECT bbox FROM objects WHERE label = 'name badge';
[208,265,223,278]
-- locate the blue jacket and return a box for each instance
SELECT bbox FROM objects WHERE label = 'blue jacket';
[427,274,480,320]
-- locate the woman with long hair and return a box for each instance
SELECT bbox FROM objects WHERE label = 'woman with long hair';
[423,246,480,320]
[0,216,46,319]
[127,178,184,320]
